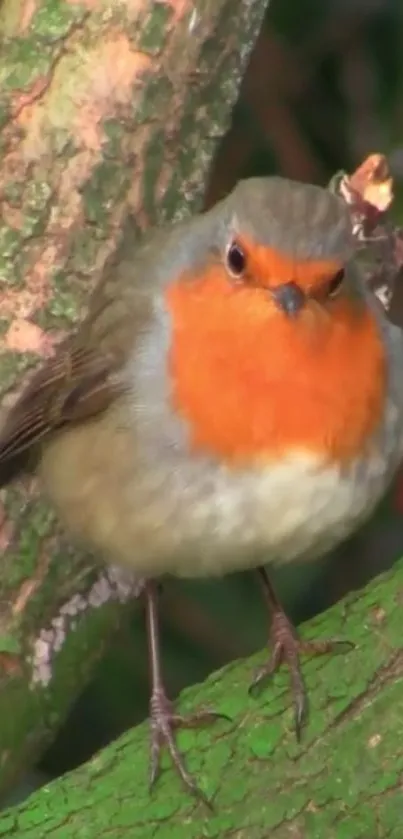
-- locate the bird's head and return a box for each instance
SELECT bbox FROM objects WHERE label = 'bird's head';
[165,177,387,467]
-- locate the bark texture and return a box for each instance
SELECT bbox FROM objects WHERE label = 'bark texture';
[0,0,270,797]
[1,557,402,837]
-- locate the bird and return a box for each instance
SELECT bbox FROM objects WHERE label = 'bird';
[1,176,403,803]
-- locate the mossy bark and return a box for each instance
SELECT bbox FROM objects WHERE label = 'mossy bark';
[0,0,270,797]
[1,557,402,837]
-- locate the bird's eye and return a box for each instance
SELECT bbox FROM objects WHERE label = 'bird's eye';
[226,240,246,278]
[327,268,345,298]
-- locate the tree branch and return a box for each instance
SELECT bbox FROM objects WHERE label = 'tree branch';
[0,0,270,797]
[1,557,402,837]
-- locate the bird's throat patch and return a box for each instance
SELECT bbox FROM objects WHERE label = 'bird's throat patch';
[165,268,387,466]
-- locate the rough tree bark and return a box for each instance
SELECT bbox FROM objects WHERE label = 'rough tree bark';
[0,556,402,837]
[0,0,270,798]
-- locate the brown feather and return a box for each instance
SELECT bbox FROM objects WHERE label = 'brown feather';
[0,333,122,485]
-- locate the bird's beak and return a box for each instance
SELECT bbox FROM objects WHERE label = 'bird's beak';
[271,282,306,317]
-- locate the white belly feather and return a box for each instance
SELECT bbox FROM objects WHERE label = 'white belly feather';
[155,444,396,577]
[40,405,400,580]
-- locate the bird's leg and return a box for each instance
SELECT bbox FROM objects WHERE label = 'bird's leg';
[249,567,353,739]
[145,581,227,806]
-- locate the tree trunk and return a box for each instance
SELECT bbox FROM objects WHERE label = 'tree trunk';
[1,557,402,836]
[0,0,270,797]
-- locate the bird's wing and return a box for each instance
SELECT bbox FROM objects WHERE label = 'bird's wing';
[0,219,184,485]
[0,334,122,483]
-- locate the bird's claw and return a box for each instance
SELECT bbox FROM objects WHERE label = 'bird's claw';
[149,688,228,808]
[249,608,354,740]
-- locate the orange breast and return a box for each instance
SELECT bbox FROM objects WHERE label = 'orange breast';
[165,267,386,465]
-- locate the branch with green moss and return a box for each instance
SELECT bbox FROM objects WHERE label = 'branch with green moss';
[0,0,270,798]
[1,557,402,837]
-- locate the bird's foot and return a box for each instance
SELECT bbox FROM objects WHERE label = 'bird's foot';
[249,605,353,740]
[149,687,228,807]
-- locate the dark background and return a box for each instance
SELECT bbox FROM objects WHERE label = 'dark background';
[21,0,403,794]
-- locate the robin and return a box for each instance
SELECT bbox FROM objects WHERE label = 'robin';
[0,177,402,802]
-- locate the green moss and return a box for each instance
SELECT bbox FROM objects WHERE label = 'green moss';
[102,119,125,160]
[0,101,10,131]
[0,40,52,91]
[66,229,101,277]
[0,634,21,656]
[81,161,131,227]
[0,352,38,393]
[134,76,174,124]
[29,0,86,41]
[0,227,24,260]
[161,168,191,220]
[42,288,81,326]
[138,4,173,55]
[1,180,25,207]
[142,131,166,219]
[9,502,55,586]
[0,250,25,289]
[24,180,53,216]
[21,182,53,237]
[33,267,85,330]
[0,319,9,337]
